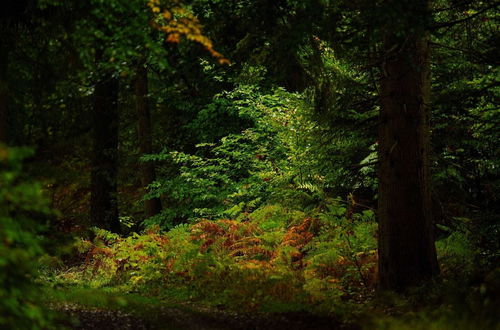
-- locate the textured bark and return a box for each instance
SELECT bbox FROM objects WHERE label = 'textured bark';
[377,0,439,291]
[135,64,162,218]
[0,44,8,144]
[0,0,28,145]
[90,75,120,233]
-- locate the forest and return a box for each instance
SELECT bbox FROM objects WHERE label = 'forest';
[0,0,499,329]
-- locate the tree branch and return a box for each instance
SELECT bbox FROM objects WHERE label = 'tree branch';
[431,2,500,30]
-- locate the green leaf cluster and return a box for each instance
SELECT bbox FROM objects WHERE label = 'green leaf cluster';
[0,145,52,329]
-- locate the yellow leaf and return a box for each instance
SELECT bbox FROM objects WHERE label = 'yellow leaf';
[162,10,172,20]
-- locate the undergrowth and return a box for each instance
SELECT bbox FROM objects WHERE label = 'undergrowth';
[47,202,378,313]
[42,202,499,329]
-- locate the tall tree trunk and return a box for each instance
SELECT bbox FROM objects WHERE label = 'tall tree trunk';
[377,0,439,291]
[1,0,29,145]
[0,43,9,144]
[135,64,162,218]
[90,75,120,233]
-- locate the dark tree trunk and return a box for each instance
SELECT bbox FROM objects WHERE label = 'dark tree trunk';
[0,0,29,144]
[90,74,120,233]
[377,0,439,291]
[0,42,9,144]
[135,64,162,218]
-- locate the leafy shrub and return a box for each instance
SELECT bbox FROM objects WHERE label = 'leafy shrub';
[66,226,172,289]
[303,202,377,302]
[0,145,51,329]
[436,222,476,278]
[61,199,378,311]
[143,86,332,228]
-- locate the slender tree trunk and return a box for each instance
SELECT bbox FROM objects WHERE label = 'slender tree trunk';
[1,0,29,145]
[0,43,9,144]
[377,0,439,291]
[90,74,120,233]
[135,64,162,218]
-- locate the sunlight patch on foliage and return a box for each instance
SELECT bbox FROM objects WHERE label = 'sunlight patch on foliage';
[52,202,378,311]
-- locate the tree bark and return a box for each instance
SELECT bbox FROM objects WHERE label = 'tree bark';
[0,0,28,145]
[377,0,439,291]
[135,64,162,218]
[0,44,8,144]
[90,74,120,233]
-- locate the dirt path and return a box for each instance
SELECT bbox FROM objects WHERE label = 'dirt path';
[57,304,354,330]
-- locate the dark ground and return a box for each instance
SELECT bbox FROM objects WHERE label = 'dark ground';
[57,304,357,330]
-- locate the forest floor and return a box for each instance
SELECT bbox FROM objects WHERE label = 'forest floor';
[55,304,348,330]
[46,288,357,330]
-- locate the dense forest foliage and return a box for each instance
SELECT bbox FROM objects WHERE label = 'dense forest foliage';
[1,0,499,329]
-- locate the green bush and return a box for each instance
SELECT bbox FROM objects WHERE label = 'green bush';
[143,85,327,228]
[0,145,51,329]
[57,200,378,311]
